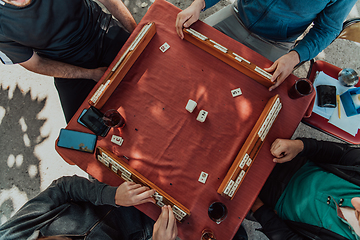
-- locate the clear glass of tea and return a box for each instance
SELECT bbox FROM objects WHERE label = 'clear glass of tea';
[208,202,227,224]
[201,228,217,240]
[102,109,125,128]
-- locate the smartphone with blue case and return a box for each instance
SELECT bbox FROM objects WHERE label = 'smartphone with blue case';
[57,128,97,153]
[78,107,110,137]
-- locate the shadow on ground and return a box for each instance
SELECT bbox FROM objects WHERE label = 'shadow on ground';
[0,85,48,224]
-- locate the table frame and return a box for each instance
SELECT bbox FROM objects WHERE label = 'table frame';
[55,1,316,239]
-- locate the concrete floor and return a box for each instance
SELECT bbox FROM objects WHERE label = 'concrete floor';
[0,0,359,239]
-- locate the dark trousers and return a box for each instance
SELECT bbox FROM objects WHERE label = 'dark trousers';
[55,18,130,123]
[55,78,97,123]
[259,155,309,208]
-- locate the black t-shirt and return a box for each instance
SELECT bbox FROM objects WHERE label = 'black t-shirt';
[0,0,112,65]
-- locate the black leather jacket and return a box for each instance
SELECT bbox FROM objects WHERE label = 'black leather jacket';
[0,176,154,240]
[254,138,360,240]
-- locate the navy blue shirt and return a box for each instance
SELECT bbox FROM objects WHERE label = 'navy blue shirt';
[0,0,111,65]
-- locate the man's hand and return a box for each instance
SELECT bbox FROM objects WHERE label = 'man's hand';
[92,67,107,82]
[114,182,156,206]
[175,0,205,39]
[265,51,300,91]
[153,205,178,240]
[270,139,304,163]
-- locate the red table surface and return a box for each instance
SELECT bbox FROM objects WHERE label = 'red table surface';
[302,60,360,144]
[55,0,315,239]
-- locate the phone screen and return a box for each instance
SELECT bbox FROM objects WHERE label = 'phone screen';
[57,129,97,153]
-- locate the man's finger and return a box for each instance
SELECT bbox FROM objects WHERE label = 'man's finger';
[184,15,196,28]
[130,187,155,204]
[175,15,185,39]
[135,188,156,200]
[176,13,192,39]
[264,62,276,73]
[121,181,135,187]
[273,154,292,163]
[269,80,279,91]
[175,14,186,38]
[134,196,156,205]
[182,15,196,37]
[269,69,285,91]
[161,206,170,229]
[271,147,285,158]
[166,205,175,231]
[131,185,150,193]
[270,140,287,158]
[270,139,281,153]
[175,17,182,38]
[265,66,277,86]
[127,182,141,188]
[155,207,165,229]
[272,69,281,82]
[167,206,175,229]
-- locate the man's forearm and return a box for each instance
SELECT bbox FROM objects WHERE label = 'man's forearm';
[20,52,105,81]
[99,0,137,32]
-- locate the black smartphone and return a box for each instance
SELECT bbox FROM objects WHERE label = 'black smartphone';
[79,107,110,137]
[57,128,97,153]
[317,85,336,108]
